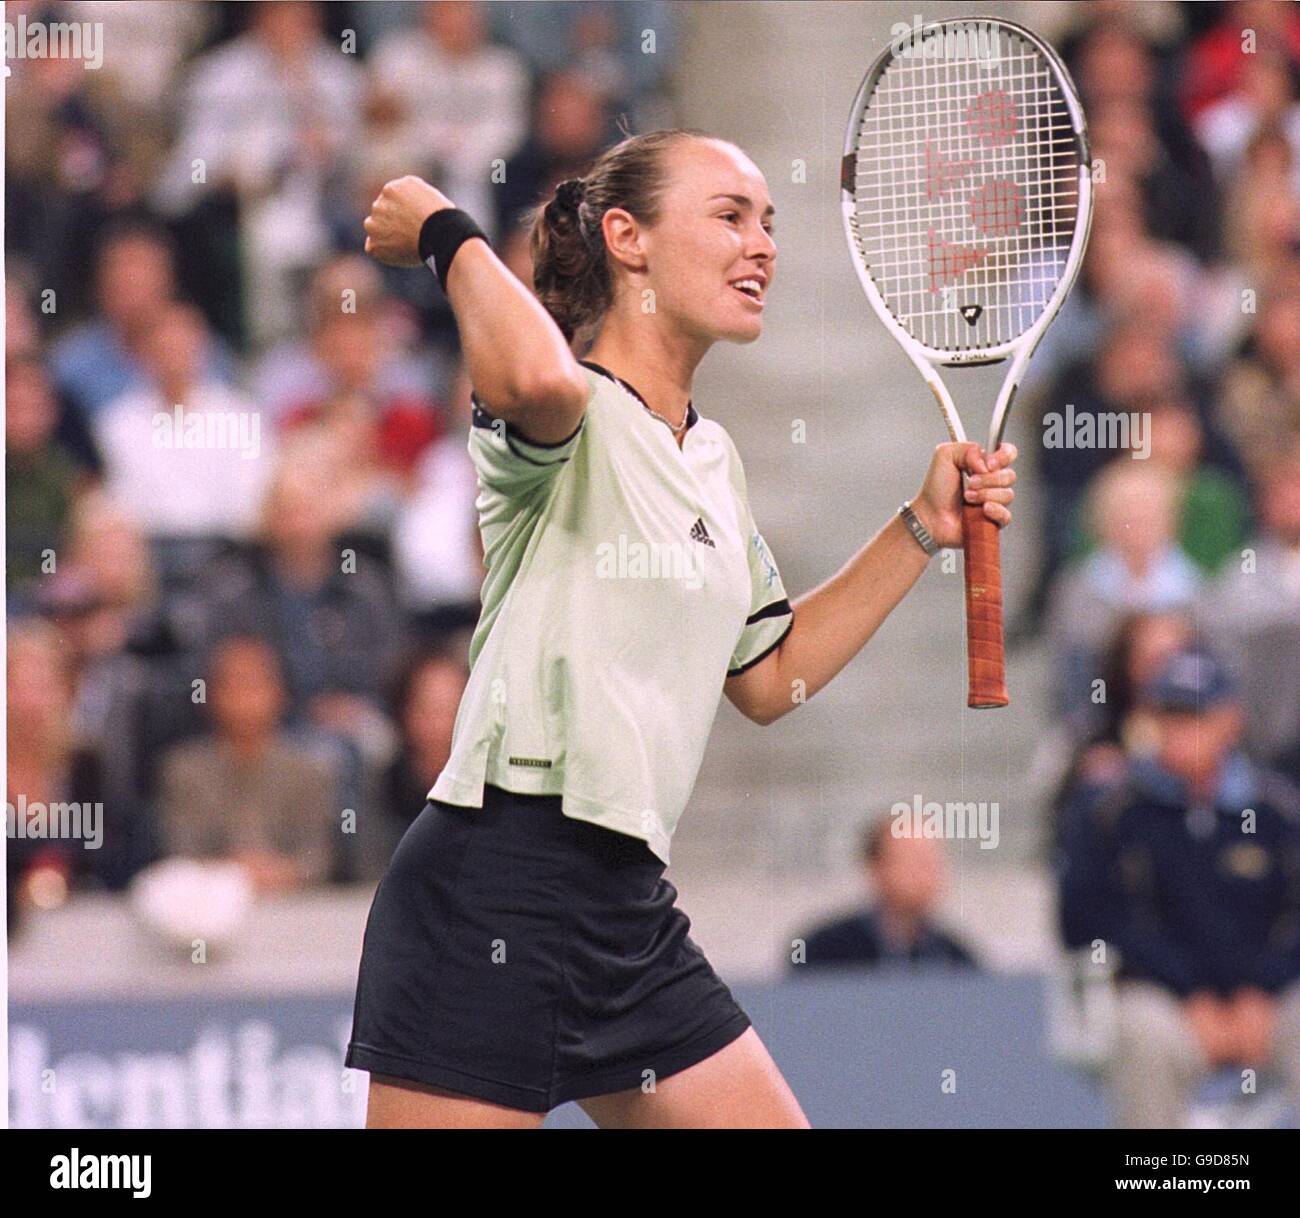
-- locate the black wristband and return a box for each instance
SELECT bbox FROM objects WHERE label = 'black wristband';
[418,209,488,290]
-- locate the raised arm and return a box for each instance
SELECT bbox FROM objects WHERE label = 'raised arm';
[363,176,587,443]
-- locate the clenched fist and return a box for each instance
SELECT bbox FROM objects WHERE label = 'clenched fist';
[912,440,1018,549]
[363,176,453,268]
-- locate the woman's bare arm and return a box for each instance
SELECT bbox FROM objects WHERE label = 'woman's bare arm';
[363,176,587,442]
[725,441,1017,725]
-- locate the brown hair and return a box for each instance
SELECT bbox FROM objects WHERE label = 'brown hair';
[529,127,709,344]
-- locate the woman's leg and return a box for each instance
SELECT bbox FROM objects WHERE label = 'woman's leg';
[365,1075,546,1129]
[576,1028,810,1129]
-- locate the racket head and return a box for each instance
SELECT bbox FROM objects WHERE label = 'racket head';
[842,18,1093,367]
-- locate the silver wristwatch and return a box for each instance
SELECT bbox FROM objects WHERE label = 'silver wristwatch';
[898,500,939,557]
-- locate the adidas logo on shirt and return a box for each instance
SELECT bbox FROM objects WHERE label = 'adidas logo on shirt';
[690,517,715,547]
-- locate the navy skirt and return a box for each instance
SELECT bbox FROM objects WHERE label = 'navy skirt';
[346,784,751,1113]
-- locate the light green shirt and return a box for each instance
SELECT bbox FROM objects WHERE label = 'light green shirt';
[430,361,793,863]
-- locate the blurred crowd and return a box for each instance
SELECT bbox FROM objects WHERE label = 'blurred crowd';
[5,0,676,923]
[1020,0,1300,768]
[1025,0,1300,1128]
[786,0,1300,1128]
[5,0,1299,1131]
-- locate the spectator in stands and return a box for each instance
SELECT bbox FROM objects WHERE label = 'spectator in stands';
[61,0,214,112]
[199,457,405,746]
[158,635,336,893]
[7,269,105,474]
[1219,261,1300,479]
[790,819,978,973]
[251,254,447,427]
[1032,166,1243,396]
[569,3,636,112]
[152,0,364,344]
[486,0,675,101]
[48,220,178,420]
[1047,610,1197,849]
[1057,645,1300,1127]
[277,305,442,494]
[1068,16,1221,263]
[1180,0,1300,123]
[93,301,275,541]
[1202,439,1300,768]
[1195,48,1300,192]
[7,619,85,917]
[379,648,470,854]
[493,70,609,255]
[364,1,529,239]
[1123,392,1248,576]
[6,616,144,920]
[1046,460,1202,726]
[1221,132,1300,292]
[6,354,89,595]
[1090,96,1220,264]
[38,492,178,839]
[391,365,484,621]
[3,15,157,320]
[1030,322,1190,631]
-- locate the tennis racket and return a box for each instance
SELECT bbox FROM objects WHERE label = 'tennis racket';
[842,17,1093,707]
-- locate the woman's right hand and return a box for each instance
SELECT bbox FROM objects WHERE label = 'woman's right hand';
[363,176,453,267]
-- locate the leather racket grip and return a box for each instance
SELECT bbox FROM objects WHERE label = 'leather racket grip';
[962,503,1009,708]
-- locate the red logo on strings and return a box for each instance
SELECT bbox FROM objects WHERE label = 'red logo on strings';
[925,140,976,200]
[967,89,1018,146]
[928,229,988,292]
[968,178,1023,235]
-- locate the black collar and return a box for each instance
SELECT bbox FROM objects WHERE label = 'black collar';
[579,359,699,432]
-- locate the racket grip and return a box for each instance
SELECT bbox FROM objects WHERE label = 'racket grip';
[962,503,1009,708]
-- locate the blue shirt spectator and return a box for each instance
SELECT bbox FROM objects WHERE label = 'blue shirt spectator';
[1058,647,1300,998]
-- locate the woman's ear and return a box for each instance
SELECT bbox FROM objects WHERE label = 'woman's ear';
[601,207,648,274]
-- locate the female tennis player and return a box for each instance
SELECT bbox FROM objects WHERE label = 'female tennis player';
[346,129,1017,1128]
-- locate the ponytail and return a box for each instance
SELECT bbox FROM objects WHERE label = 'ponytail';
[529,128,707,345]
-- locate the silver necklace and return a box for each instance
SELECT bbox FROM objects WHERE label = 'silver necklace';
[585,361,691,435]
[643,403,690,435]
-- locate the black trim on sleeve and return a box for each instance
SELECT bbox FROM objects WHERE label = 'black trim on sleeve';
[727,615,794,678]
[745,597,792,627]
[470,392,585,457]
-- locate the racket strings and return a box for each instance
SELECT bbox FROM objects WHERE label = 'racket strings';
[848,28,1083,354]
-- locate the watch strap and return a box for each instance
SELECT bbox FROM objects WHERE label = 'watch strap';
[899,500,939,557]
